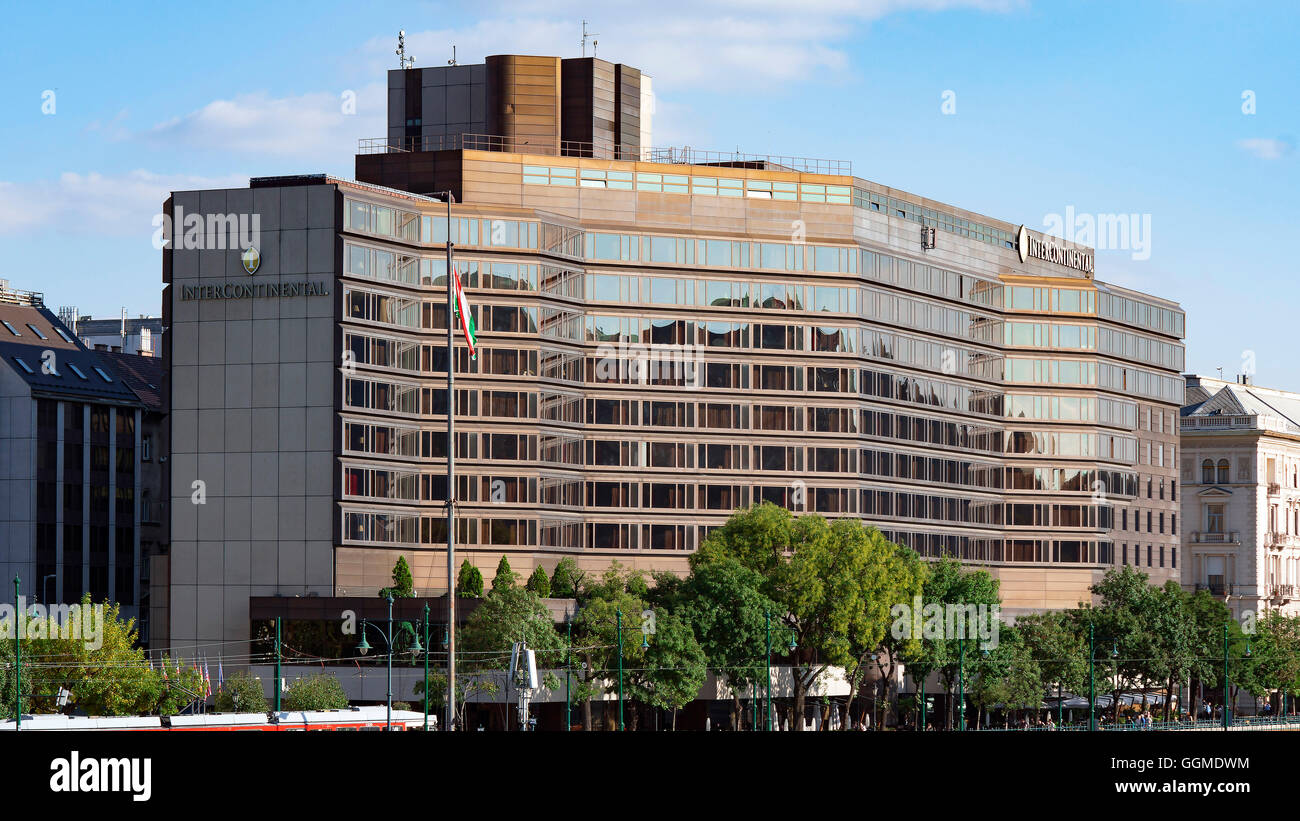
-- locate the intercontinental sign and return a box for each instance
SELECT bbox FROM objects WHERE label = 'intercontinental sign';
[1016,224,1095,276]
[180,281,331,301]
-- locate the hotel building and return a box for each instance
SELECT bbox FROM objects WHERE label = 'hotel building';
[1181,374,1300,621]
[161,54,1185,652]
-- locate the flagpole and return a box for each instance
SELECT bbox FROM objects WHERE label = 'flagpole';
[443,190,457,733]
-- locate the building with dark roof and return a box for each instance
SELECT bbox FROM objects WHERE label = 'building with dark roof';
[0,286,160,633]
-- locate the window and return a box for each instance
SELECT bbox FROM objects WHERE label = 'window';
[1,320,20,336]
[25,324,48,340]
[1217,459,1230,484]
[1201,459,1214,484]
[93,367,113,383]
[67,363,87,380]
[54,326,76,344]
[12,357,33,373]
[1206,504,1225,534]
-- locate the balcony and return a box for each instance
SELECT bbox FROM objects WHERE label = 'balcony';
[1265,531,1300,549]
[1196,583,1240,597]
[1271,584,1296,601]
[1269,482,1282,496]
[1190,531,1239,544]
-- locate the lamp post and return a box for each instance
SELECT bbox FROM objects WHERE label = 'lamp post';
[765,609,773,731]
[786,631,798,730]
[1222,623,1251,729]
[616,609,623,732]
[356,593,400,731]
[957,635,965,731]
[12,576,20,731]
[1088,622,1095,731]
[565,618,572,732]
[422,603,430,732]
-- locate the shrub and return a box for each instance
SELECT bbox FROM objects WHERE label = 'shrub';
[214,670,269,713]
[457,560,484,598]
[526,565,551,598]
[282,674,349,711]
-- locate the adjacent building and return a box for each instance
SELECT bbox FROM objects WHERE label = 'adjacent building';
[0,283,159,631]
[57,309,163,358]
[1180,374,1300,621]
[162,52,1186,655]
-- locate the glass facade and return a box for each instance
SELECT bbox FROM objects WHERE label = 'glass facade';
[336,178,1184,577]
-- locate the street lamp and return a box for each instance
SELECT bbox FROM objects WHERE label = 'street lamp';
[355,592,411,731]
[1223,623,1251,729]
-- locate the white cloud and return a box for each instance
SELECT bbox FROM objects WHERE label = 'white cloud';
[361,0,1018,88]
[1237,137,1294,160]
[141,82,386,161]
[0,170,247,238]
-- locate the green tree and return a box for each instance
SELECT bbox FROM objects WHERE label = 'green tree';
[859,541,927,730]
[459,583,563,729]
[899,556,1002,729]
[282,673,349,711]
[457,560,484,598]
[493,555,517,590]
[968,625,1041,727]
[694,504,903,730]
[550,557,580,599]
[659,557,787,729]
[379,555,415,599]
[571,564,648,730]
[1017,609,1088,721]
[626,610,707,729]
[526,565,552,598]
[214,670,270,713]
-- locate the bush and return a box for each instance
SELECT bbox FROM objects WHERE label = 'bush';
[457,559,484,598]
[282,674,349,711]
[214,670,269,713]
[526,565,551,598]
[493,556,517,590]
[550,557,579,599]
[380,555,415,599]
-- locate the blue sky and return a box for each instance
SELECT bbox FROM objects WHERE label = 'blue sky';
[2,0,1297,386]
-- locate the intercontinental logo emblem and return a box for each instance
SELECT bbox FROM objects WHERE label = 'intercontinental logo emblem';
[1015,224,1094,275]
[240,246,261,275]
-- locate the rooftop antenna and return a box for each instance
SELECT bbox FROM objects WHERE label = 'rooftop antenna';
[1217,366,1224,379]
[581,20,598,57]
[448,45,457,66]
[396,30,416,69]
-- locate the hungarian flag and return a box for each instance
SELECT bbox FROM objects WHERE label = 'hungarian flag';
[452,264,477,359]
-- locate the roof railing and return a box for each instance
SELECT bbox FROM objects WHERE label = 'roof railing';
[357,134,851,175]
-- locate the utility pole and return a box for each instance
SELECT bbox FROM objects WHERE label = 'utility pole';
[274,616,282,712]
[443,191,457,732]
